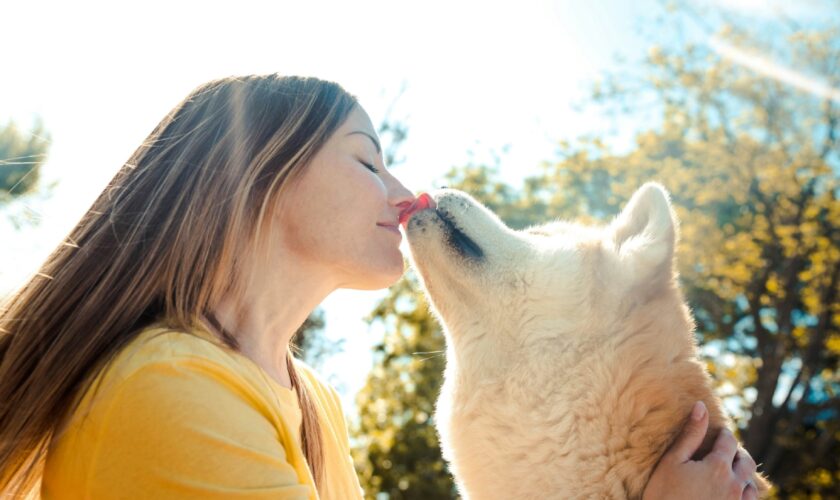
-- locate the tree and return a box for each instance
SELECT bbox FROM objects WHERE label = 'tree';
[555,5,839,496]
[353,3,839,498]
[0,118,51,228]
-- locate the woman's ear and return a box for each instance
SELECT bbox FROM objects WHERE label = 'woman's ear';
[609,182,679,285]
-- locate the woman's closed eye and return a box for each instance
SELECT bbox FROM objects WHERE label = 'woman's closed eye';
[359,160,380,174]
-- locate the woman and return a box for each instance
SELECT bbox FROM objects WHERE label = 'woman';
[0,74,758,499]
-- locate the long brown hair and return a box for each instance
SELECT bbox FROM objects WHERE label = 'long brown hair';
[0,74,357,495]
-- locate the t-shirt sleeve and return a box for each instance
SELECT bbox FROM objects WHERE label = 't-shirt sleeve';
[85,358,312,500]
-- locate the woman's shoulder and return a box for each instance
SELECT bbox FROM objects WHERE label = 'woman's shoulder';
[92,320,342,420]
[123,323,335,402]
[111,321,241,373]
[83,320,283,413]
[44,321,314,497]
[56,320,303,452]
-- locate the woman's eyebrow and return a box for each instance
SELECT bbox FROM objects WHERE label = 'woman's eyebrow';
[346,131,381,154]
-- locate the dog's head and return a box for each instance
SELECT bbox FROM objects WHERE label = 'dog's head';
[404,183,680,362]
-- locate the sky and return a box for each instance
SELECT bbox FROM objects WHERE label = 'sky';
[1,0,834,412]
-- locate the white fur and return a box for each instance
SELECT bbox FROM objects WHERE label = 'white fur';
[404,183,769,499]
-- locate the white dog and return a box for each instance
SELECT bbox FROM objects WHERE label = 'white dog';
[403,183,769,499]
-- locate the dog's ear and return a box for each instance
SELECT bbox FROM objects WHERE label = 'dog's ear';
[610,183,678,284]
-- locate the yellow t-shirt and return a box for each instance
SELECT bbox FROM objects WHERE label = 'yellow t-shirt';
[41,321,364,500]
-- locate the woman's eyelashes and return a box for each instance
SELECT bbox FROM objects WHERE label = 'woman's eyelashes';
[359,160,380,174]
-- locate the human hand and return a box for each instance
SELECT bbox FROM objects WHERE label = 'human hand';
[643,401,759,500]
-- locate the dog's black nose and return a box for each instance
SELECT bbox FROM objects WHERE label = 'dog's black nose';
[440,185,448,189]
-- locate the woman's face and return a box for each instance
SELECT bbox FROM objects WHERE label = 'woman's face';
[272,105,416,290]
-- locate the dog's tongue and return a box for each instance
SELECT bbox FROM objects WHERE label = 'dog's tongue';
[399,193,436,227]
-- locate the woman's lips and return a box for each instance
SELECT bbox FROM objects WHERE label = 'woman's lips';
[378,224,401,236]
[399,193,436,228]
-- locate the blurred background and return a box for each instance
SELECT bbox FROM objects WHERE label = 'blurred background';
[2,0,838,498]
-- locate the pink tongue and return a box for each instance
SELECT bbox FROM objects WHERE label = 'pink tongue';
[400,193,436,227]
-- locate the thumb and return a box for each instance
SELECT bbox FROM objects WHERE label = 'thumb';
[665,401,709,463]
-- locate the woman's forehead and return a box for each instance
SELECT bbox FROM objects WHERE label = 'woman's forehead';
[342,106,375,132]
[339,108,381,152]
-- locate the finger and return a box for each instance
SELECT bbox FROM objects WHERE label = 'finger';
[710,428,738,464]
[665,401,709,463]
[733,448,757,482]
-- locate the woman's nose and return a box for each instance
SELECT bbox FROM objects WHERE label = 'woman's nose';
[388,179,416,210]
[396,200,413,212]
[393,193,415,217]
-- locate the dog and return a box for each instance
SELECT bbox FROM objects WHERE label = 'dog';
[402,183,770,499]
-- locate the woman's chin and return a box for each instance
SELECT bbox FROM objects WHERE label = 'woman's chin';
[349,262,405,291]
